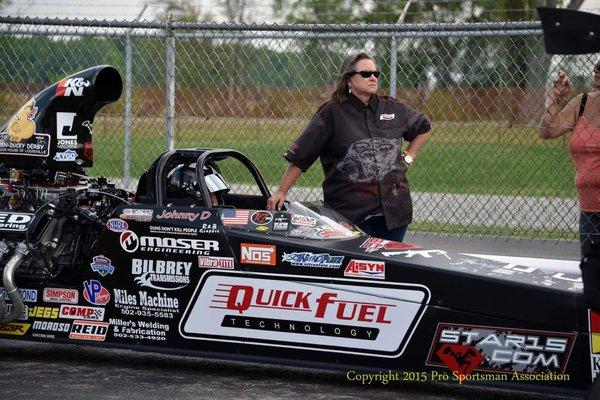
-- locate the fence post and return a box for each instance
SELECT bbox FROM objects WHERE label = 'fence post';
[123,31,132,188]
[389,0,412,98]
[165,15,176,151]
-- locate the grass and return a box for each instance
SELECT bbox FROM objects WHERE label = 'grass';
[89,116,577,200]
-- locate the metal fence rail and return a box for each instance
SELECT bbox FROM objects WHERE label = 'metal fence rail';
[1,17,597,241]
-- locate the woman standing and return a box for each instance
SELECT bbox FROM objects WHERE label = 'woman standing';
[267,53,431,241]
[539,62,600,256]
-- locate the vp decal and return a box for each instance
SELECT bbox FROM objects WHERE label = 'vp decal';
[83,280,110,305]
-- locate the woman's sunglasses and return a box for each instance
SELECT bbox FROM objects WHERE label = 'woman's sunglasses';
[351,70,381,78]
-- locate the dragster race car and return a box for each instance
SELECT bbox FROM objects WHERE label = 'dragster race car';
[0,43,599,400]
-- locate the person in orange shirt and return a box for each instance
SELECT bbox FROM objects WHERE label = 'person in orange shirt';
[539,62,600,257]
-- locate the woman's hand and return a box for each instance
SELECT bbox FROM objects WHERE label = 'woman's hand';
[267,190,287,211]
[547,70,572,105]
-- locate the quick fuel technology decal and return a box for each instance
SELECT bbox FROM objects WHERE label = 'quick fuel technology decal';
[426,323,576,376]
[180,271,429,357]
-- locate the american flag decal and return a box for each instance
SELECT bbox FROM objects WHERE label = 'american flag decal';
[220,209,249,226]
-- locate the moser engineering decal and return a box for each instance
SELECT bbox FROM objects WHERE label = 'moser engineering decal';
[69,320,109,342]
[240,243,276,266]
[0,212,33,231]
[426,323,576,376]
[282,252,344,269]
[120,231,218,255]
[589,310,600,382]
[0,322,31,336]
[59,305,105,321]
[344,260,385,280]
[180,271,429,357]
[132,258,191,291]
[43,287,78,304]
[0,287,37,303]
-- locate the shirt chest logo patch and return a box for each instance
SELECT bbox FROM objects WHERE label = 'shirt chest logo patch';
[380,113,395,121]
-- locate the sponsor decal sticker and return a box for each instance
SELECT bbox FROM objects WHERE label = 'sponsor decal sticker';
[28,306,59,319]
[180,272,429,357]
[255,226,269,232]
[4,303,28,320]
[59,305,105,321]
[273,214,290,231]
[589,310,600,381]
[132,258,191,291]
[380,113,395,121]
[83,280,111,306]
[0,212,33,232]
[426,323,576,377]
[240,243,276,266]
[32,320,70,333]
[291,214,316,227]
[106,218,128,233]
[69,320,109,341]
[0,133,51,157]
[221,209,249,226]
[43,287,78,304]
[119,208,153,222]
[282,252,344,269]
[120,231,218,255]
[113,289,179,319]
[382,249,450,260]
[344,260,385,280]
[198,256,235,270]
[155,209,211,222]
[90,255,115,277]
[56,77,90,97]
[0,322,31,336]
[0,287,37,303]
[251,211,273,225]
[110,318,169,341]
[360,237,420,253]
[53,149,78,162]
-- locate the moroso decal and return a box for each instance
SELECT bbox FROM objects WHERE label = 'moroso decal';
[360,237,420,253]
[240,243,276,266]
[180,271,429,357]
[69,320,109,341]
[590,310,600,382]
[83,280,110,305]
[43,287,78,304]
[426,323,576,376]
[344,260,385,280]
[59,305,105,321]
[0,322,31,336]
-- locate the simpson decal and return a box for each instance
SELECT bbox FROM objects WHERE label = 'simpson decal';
[426,323,576,376]
[180,271,429,357]
[43,288,78,304]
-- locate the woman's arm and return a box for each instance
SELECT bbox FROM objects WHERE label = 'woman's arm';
[267,163,303,211]
[539,71,579,139]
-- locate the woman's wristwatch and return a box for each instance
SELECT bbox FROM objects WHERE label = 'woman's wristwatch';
[402,152,414,167]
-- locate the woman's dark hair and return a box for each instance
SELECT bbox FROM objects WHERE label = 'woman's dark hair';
[331,52,376,102]
[596,60,600,71]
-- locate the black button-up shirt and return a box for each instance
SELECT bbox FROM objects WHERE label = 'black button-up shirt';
[284,94,431,229]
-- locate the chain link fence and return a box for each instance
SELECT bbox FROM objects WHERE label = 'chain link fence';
[0,17,598,242]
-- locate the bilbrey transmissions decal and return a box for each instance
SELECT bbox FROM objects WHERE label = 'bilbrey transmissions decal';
[180,271,430,357]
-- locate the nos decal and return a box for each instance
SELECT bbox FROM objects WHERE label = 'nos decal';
[179,271,429,358]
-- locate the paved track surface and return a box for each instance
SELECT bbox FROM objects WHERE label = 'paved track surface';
[0,340,583,400]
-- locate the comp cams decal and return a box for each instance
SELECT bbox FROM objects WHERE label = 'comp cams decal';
[59,305,105,321]
[180,271,429,357]
[426,323,576,376]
